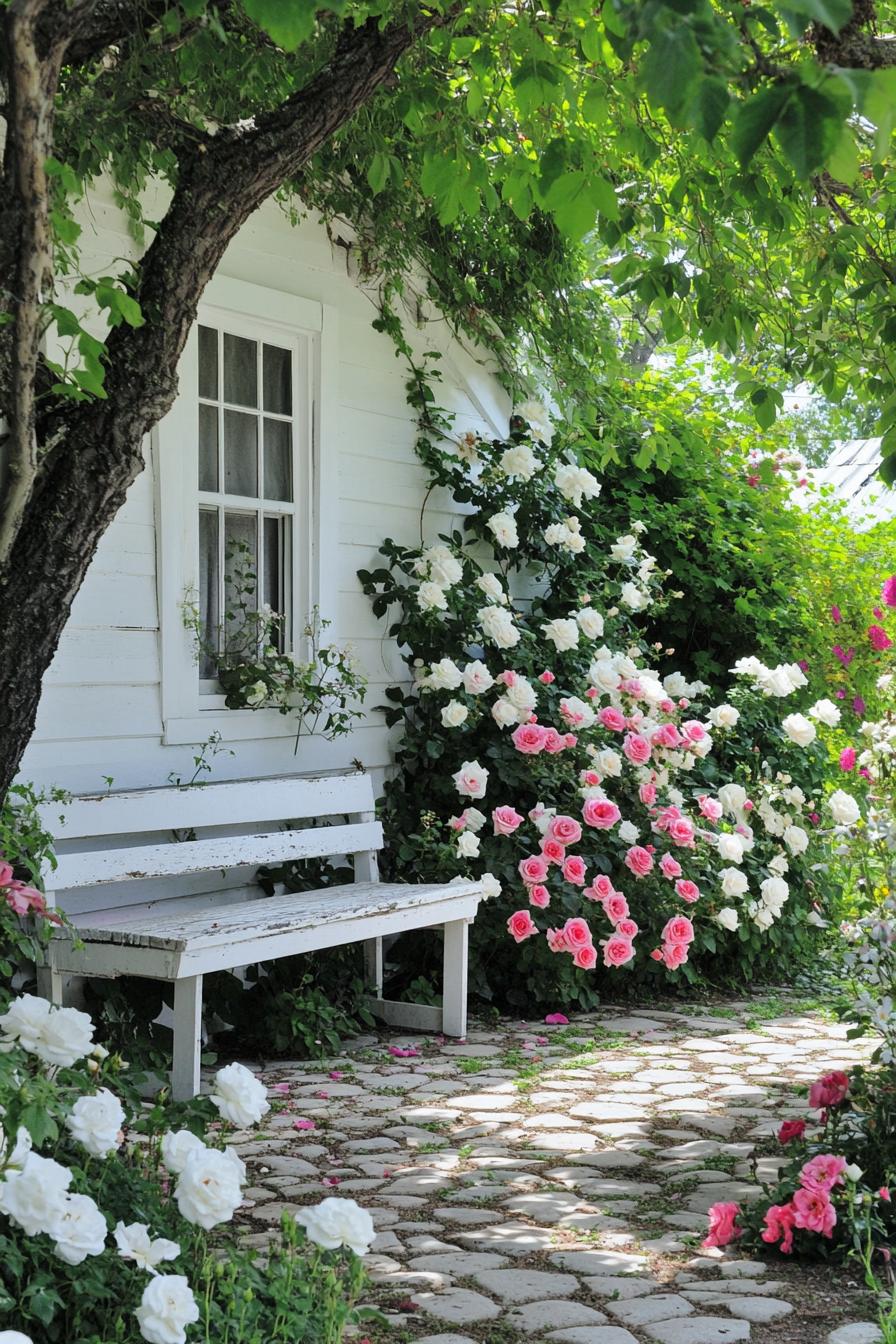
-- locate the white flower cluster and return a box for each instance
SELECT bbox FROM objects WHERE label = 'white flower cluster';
[544,515,585,554]
[554,462,601,508]
[732,656,808,698]
[415,543,465,613]
[0,994,94,1068]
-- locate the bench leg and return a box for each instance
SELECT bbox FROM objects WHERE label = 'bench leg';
[442,918,469,1038]
[172,975,203,1101]
[36,961,66,1006]
[363,937,384,997]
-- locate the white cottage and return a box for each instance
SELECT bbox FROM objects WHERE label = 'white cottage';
[20,182,510,798]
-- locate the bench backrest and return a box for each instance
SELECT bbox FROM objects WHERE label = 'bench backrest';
[37,771,381,917]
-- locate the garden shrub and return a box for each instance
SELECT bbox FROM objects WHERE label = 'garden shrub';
[360,400,850,1011]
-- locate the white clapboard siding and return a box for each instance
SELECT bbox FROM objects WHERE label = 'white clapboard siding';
[42,770,375,840]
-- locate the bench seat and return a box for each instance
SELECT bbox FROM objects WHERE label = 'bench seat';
[36,772,484,1098]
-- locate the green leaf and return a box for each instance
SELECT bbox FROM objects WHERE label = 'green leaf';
[367,151,390,196]
[827,124,859,182]
[732,84,791,167]
[641,22,700,114]
[693,76,730,142]
[240,0,317,49]
[774,85,844,177]
[779,0,852,33]
[880,453,896,487]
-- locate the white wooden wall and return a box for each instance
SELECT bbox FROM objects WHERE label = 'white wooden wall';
[19,189,510,797]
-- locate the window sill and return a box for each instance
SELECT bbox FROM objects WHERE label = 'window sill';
[163,708,299,745]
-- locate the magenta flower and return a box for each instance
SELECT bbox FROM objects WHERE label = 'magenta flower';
[839,747,856,771]
[797,659,809,673]
[869,624,893,651]
[853,695,866,716]
[544,1013,569,1025]
[882,576,896,607]
[831,605,842,624]
[833,644,855,666]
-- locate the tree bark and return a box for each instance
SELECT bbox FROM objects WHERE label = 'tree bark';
[0,10,445,800]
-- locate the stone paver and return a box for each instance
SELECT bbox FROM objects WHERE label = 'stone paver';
[226,999,877,1343]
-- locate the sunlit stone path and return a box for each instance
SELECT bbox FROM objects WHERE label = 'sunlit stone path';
[226,998,882,1344]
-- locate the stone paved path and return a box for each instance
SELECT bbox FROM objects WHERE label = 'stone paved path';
[226,999,882,1344]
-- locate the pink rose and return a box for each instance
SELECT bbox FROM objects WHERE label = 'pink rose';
[538,669,555,684]
[590,874,614,900]
[792,1186,836,1237]
[0,862,13,888]
[519,854,550,885]
[564,732,577,748]
[496,670,516,686]
[544,1013,569,1024]
[702,1201,743,1249]
[562,917,593,949]
[582,798,621,830]
[599,706,626,732]
[562,855,587,885]
[799,1154,847,1193]
[507,909,539,944]
[573,943,598,970]
[546,927,569,953]
[603,892,630,924]
[602,935,635,968]
[623,732,651,765]
[659,697,675,713]
[542,727,566,754]
[549,814,583,846]
[662,915,695,945]
[698,795,723,821]
[624,845,654,877]
[493,805,524,836]
[582,770,601,786]
[560,699,589,726]
[659,853,682,880]
[778,1119,806,1145]
[540,837,566,865]
[681,719,707,743]
[528,884,550,909]
[880,1187,892,1202]
[761,1203,796,1254]
[674,879,700,904]
[639,780,657,806]
[512,723,546,755]
[661,941,689,969]
[809,1070,850,1111]
[667,816,696,848]
[651,723,681,749]
[615,917,639,940]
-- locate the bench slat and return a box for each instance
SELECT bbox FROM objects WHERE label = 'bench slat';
[57,879,484,952]
[39,771,375,841]
[50,821,383,891]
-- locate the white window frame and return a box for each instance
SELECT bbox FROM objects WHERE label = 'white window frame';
[156,275,339,746]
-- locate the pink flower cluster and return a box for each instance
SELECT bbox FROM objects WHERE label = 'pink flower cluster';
[1,859,60,924]
[511,723,577,754]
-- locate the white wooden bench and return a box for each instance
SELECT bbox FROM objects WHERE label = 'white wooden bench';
[36,771,483,1098]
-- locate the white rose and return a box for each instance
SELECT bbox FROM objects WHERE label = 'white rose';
[576,608,604,639]
[589,659,620,694]
[136,1275,200,1344]
[720,867,749,897]
[555,462,600,507]
[478,604,520,649]
[620,582,648,611]
[480,872,502,900]
[0,1333,34,1344]
[428,657,463,691]
[0,1151,71,1236]
[716,907,740,932]
[487,511,519,549]
[34,1004,95,1069]
[769,852,789,875]
[595,749,622,778]
[499,443,539,480]
[209,1062,270,1128]
[844,1163,863,1183]
[611,534,637,562]
[782,713,816,747]
[461,660,494,694]
[65,1088,125,1159]
[564,528,586,554]
[418,581,448,612]
[0,1125,31,1175]
[542,618,579,652]
[783,824,809,856]
[560,695,596,729]
[810,698,841,727]
[806,910,828,928]
[709,704,740,729]
[50,1192,107,1265]
[754,906,775,931]
[441,701,469,728]
[175,1149,243,1229]
[760,876,789,912]
[476,573,507,605]
[452,760,489,800]
[115,1221,181,1274]
[457,831,480,858]
[161,1130,205,1176]
[0,994,52,1053]
[462,807,487,832]
[491,697,519,728]
[618,820,639,843]
[829,789,861,826]
[691,733,713,759]
[294,1197,376,1257]
[717,833,745,864]
[415,544,463,588]
[515,398,554,445]
[718,783,748,816]
[505,678,537,713]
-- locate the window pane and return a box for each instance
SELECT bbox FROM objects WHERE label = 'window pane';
[263,418,292,501]
[263,344,292,415]
[223,333,257,407]
[198,326,218,400]
[223,513,258,657]
[264,516,286,650]
[223,410,258,496]
[198,404,219,491]
[198,509,219,679]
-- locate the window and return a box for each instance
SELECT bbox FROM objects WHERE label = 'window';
[156,276,338,745]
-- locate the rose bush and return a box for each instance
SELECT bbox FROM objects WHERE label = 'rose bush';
[361,404,838,1009]
[0,991,374,1344]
